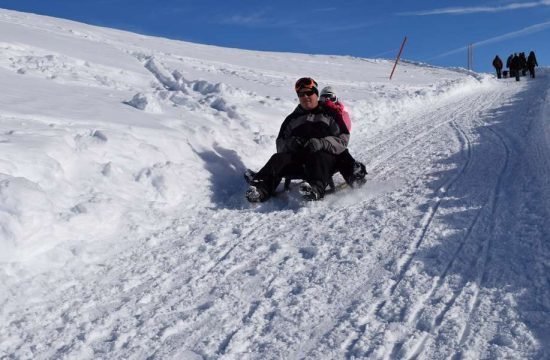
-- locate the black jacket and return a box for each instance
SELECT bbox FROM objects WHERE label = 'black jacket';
[510,55,522,70]
[276,104,349,155]
[492,56,503,69]
[528,52,538,67]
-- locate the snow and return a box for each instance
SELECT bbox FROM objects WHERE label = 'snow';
[1,7,550,360]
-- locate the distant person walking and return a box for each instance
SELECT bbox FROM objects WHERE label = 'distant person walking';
[527,51,538,78]
[519,52,528,76]
[492,55,503,79]
[511,53,521,81]
[506,54,514,77]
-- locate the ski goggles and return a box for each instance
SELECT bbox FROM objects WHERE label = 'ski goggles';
[320,93,337,102]
[295,77,318,93]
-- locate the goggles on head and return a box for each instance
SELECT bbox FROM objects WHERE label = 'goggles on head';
[295,77,318,92]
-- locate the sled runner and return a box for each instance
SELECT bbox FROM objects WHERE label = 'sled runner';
[244,168,365,201]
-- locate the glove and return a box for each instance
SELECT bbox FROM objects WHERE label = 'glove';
[288,137,306,152]
[304,138,323,153]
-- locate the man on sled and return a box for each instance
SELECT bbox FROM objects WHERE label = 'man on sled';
[245,77,366,202]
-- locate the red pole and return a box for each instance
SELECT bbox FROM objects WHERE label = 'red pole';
[390,36,408,80]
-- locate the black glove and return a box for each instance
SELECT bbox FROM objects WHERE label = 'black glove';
[304,138,323,153]
[288,137,306,152]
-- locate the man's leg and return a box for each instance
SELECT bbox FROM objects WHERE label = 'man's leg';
[300,152,339,199]
[335,150,367,187]
[250,153,303,197]
[335,149,355,182]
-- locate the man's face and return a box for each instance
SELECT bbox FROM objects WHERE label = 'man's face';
[297,90,319,110]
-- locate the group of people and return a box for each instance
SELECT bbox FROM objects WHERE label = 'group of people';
[492,51,538,81]
[245,77,367,202]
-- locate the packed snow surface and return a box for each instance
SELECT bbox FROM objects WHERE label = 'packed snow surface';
[1,8,550,360]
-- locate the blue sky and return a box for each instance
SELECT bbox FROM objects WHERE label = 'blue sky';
[1,0,548,72]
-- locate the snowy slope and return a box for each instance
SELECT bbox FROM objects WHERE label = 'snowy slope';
[1,8,550,360]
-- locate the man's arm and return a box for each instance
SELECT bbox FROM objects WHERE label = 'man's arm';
[309,111,349,155]
[276,111,303,153]
[317,133,349,154]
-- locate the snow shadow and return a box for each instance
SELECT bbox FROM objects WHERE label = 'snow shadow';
[195,144,249,209]
[414,82,550,357]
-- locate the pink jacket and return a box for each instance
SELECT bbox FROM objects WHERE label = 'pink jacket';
[323,100,351,133]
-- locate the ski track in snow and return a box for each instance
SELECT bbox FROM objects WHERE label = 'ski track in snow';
[1,8,550,360]
[300,79,550,359]
[302,83,499,359]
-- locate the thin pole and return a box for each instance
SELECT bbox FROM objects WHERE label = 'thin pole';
[470,44,474,71]
[390,36,407,80]
[466,44,470,70]
[468,44,474,71]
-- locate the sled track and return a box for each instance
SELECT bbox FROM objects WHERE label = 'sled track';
[352,120,478,359]
[362,89,494,179]
[300,107,472,358]
[384,121,483,359]
[301,84,522,359]
[342,92,495,357]
[386,93,514,359]
[388,119,509,359]
[394,85,529,359]
[293,88,497,358]
[449,123,511,358]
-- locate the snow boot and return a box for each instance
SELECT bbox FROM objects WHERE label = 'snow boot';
[245,184,269,203]
[299,181,323,201]
[348,162,367,187]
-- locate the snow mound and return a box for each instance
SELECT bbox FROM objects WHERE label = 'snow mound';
[0,42,141,90]
[125,92,163,113]
[0,175,55,262]
[139,56,252,120]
